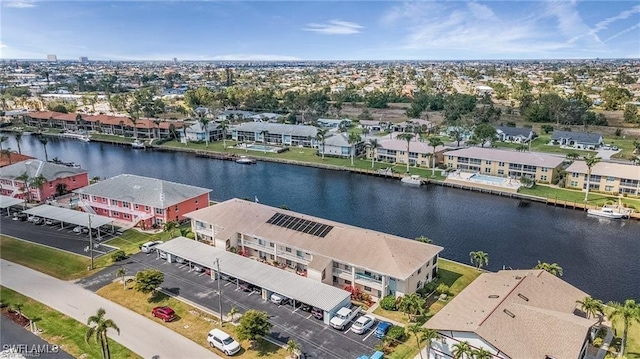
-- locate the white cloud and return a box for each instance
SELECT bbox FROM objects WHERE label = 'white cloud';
[591,5,640,35]
[3,1,37,8]
[605,22,640,43]
[303,20,363,35]
[466,2,496,21]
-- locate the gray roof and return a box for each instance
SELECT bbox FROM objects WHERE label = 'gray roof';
[551,130,603,145]
[445,147,564,168]
[324,133,351,147]
[495,126,534,138]
[156,237,351,312]
[0,195,24,209]
[1,160,86,182]
[184,121,220,133]
[22,205,114,228]
[233,122,318,138]
[74,174,210,208]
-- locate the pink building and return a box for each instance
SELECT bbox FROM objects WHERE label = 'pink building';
[75,174,210,228]
[0,159,88,202]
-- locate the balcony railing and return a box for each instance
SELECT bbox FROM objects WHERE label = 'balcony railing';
[333,267,352,277]
[276,250,309,263]
[355,272,382,284]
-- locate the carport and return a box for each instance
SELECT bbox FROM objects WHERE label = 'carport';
[0,195,24,216]
[156,237,351,324]
[22,205,115,239]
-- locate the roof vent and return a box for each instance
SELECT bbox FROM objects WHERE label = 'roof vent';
[515,275,523,279]
[488,295,500,299]
[503,309,515,318]
[518,293,529,301]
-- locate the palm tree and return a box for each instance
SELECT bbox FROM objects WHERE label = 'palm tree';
[218,121,229,149]
[630,156,640,166]
[163,221,178,236]
[115,268,127,290]
[397,133,415,173]
[153,119,161,139]
[29,175,46,202]
[16,172,30,207]
[199,117,211,147]
[259,130,269,153]
[469,251,489,270]
[607,299,640,357]
[472,347,493,359]
[576,296,604,319]
[75,113,84,132]
[407,324,426,359]
[286,340,301,359]
[583,154,601,202]
[415,236,432,244]
[39,137,49,161]
[451,341,472,359]
[129,117,139,139]
[347,132,362,166]
[398,293,425,322]
[228,306,239,323]
[85,308,120,359]
[534,261,564,276]
[423,329,441,359]
[566,152,580,161]
[15,131,23,154]
[315,128,328,160]
[368,138,378,168]
[427,136,444,177]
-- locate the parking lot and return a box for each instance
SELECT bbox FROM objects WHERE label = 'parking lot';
[79,251,382,359]
[0,213,117,257]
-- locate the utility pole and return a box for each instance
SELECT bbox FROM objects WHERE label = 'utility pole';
[88,214,94,270]
[215,258,223,325]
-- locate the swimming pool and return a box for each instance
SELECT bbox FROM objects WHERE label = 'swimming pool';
[245,144,282,153]
[469,174,506,184]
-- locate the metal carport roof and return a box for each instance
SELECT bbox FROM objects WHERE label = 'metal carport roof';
[22,205,114,228]
[156,237,351,313]
[0,195,24,209]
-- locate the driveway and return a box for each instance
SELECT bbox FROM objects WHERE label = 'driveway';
[78,252,381,359]
[0,259,220,359]
[0,317,75,359]
[595,148,621,160]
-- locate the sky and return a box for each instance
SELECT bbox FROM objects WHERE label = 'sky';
[1,0,639,61]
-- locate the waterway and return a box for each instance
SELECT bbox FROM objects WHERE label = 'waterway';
[4,134,640,302]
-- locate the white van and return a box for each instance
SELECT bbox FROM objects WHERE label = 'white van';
[207,328,241,356]
[141,241,163,253]
[270,293,289,305]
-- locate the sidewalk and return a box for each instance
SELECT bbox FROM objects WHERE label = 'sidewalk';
[0,259,219,359]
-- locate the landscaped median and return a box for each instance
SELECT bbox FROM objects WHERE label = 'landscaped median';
[0,286,140,359]
[97,281,287,358]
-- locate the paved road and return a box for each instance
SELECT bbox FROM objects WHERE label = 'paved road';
[0,260,220,359]
[0,317,75,359]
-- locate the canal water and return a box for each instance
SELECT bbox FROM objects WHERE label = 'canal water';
[4,134,639,302]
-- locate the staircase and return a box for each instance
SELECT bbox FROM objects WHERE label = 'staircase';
[78,201,98,215]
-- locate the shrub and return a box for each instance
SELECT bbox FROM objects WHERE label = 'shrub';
[386,325,406,343]
[380,295,397,311]
[541,124,554,134]
[110,250,127,262]
[592,337,603,348]
[615,128,622,137]
[436,283,450,295]
[505,122,516,127]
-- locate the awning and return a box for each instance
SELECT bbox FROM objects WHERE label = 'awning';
[22,205,114,228]
[0,195,24,209]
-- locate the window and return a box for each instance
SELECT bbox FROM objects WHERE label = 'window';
[49,183,53,188]
[269,242,274,247]
[498,162,505,167]
[571,181,579,187]
[572,173,580,178]
[124,213,130,219]
[145,206,150,211]
[258,239,265,246]
[344,265,351,271]
[364,286,372,291]
[333,262,339,268]
[498,169,504,175]
[175,205,179,211]
[432,256,437,265]
[541,175,547,181]
[296,250,304,257]
[541,167,548,172]
[155,208,164,214]
[484,168,491,174]
[195,198,199,204]
[485,160,492,165]
[607,177,616,182]
[72,177,76,182]
[416,281,422,289]
[112,211,120,216]
[122,202,129,208]
[344,280,351,285]
[417,268,422,274]
[333,276,338,283]
[111,199,118,205]
[605,186,614,191]
[102,198,107,203]
[134,204,139,209]
[285,247,292,253]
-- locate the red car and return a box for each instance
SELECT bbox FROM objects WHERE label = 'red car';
[152,306,176,322]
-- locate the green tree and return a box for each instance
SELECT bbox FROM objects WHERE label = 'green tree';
[601,86,632,110]
[451,341,472,359]
[134,269,165,294]
[397,133,415,173]
[423,329,441,359]
[347,132,361,166]
[583,154,602,202]
[286,340,301,359]
[415,236,432,244]
[427,136,444,177]
[163,221,178,237]
[607,299,640,357]
[228,306,240,323]
[472,347,493,359]
[85,308,120,359]
[576,296,604,319]
[398,293,426,322]
[623,104,638,123]
[473,123,497,147]
[219,121,229,149]
[236,310,273,349]
[407,324,427,359]
[566,152,580,161]
[115,268,127,290]
[534,261,564,276]
[55,182,68,197]
[358,109,374,121]
[29,175,46,201]
[368,138,378,168]
[198,116,211,147]
[469,251,489,270]
[38,136,49,161]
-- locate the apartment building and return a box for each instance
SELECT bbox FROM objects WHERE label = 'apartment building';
[444,147,564,183]
[75,174,210,228]
[565,161,639,196]
[370,139,446,167]
[231,122,318,147]
[185,199,443,301]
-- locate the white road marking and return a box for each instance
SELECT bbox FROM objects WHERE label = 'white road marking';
[363,328,375,341]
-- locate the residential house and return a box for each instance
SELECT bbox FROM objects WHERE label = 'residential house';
[185,198,443,301]
[444,147,564,182]
[549,131,603,150]
[0,159,88,202]
[180,121,223,143]
[371,139,447,167]
[565,161,640,196]
[317,132,364,158]
[391,119,432,133]
[75,174,210,228]
[231,122,318,147]
[217,110,256,121]
[494,126,535,143]
[249,113,282,123]
[317,118,352,129]
[425,270,597,359]
[359,120,389,133]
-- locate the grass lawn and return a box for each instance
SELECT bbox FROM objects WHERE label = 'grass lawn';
[605,307,640,359]
[0,286,140,359]
[387,335,420,359]
[103,228,180,255]
[97,282,286,358]
[89,133,135,144]
[494,135,596,157]
[605,136,640,160]
[518,185,640,211]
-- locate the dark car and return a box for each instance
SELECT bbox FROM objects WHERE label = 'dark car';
[152,306,176,322]
[294,302,311,312]
[374,321,391,339]
[311,307,323,320]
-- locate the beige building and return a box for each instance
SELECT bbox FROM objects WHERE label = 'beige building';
[370,139,446,167]
[565,161,640,196]
[185,198,443,301]
[444,147,565,183]
[425,270,597,359]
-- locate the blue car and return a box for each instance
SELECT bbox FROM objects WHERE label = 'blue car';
[374,321,391,339]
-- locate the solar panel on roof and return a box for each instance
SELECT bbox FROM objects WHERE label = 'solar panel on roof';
[266,213,333,238]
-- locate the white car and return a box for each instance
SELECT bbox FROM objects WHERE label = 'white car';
[207,328,241,356]
[45,219,59,225]
[73,226,88,233]
[270,293,289,305]
[351,315,376,334]
[141,241,163,253]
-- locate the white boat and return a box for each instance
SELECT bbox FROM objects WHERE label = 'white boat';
[131,139,145,149]
[235,156,256,164]
[401,175,423,185]
[587,207,627,219]
[79,136,90,142]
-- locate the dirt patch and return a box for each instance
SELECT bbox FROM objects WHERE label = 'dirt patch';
[1,306,30,327]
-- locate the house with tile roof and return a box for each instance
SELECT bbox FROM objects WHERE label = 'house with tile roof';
[425,270,598,359]
[184,198,443,301]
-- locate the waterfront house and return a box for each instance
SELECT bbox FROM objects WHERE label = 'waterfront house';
[371,139,447,167]
[549,130,603,150]
[359,120,389,133]
[317,132,364,158]
[425,270,598,359]
[180,121,223,143]
[565,161,640,196]
[444,147,564,182]
[75,174,210,228]
[0,159,88,202]
[185,198,443,301]
[231,122,318,147]
[494,126,535,143]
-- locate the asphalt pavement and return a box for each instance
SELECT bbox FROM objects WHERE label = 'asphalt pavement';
[0,317,75,359]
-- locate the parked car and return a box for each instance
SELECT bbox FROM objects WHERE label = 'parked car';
[192,264,204,273]
[238,281,251,292]
[151,306,176,322]
[603,144,611,150]
[175,257,185,264]
[204,267,211,275]
[44,219,59,226]
[73,226,89,233]
[207,328,241,356]
[32,217,43,225]
[27,216,39,223]
[159,251,167,259]
[311,307,324,320]
[351,315,376,334]
[12,213,28,221]
[270,293,289,305]
[374,321,391,339]
[297,302,311,312]
[141,241,163,253]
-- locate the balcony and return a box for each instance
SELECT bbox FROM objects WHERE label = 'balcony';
[276,250,309,264]
[355,272,383,286]
[333,267,352,280]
